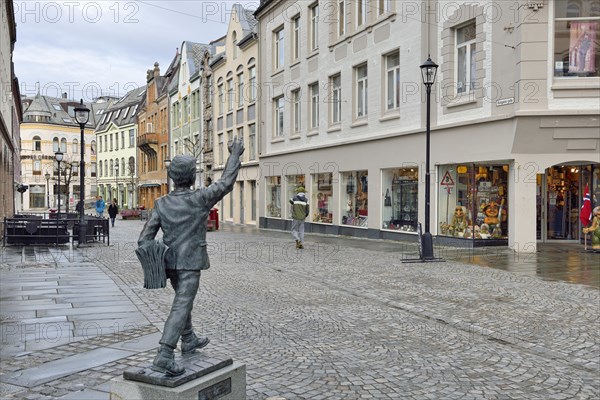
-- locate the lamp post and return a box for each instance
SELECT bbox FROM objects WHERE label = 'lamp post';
[164,159,171,193]
[55,151,63,220]
[419,56,438,260]
[115,163,119,205]
[45,172,51,209]
[74,99,90,246]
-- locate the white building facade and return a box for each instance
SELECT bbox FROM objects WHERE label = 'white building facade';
[254,0,600,253]
[19,94,105,212]
[95,87,145,208]
[211,4,260,225]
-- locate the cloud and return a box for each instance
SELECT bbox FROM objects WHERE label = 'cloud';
[13,1,257,100]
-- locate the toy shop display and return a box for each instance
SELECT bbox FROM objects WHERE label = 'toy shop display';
[438,164,509,240]
[583,206,600,250]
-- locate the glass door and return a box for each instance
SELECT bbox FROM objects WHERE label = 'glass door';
[544,166,581,241]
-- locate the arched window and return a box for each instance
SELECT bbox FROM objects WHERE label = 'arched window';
[105,162,108,177]
[60,138,67,152]
[99,161,103,177]
[129,157,135,175]
[232,31,238,59]
[72,138,78,154]
[121,158,125,175]
[33,136,41,152]
[91,140,96,155]
[53,137,59,152]
[110,159,114,176]
[115,158,120,176]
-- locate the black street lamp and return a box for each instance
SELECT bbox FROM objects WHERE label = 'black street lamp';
[55,151,63,220]
[419,56,438,260]
[74,99,90,246]
[115,163,119,205]
[44,172,51,209]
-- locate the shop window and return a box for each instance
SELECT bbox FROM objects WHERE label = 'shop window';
[312,173,333,223]
[266,176,282,218]
[438,164,508,240]
[286,174,306,219]
[382,168,418,232]
[554,0,600,77]
[29,185,46,208]
[341,171,368,227]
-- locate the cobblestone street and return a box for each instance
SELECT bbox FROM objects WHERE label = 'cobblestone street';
[1,220,599,399]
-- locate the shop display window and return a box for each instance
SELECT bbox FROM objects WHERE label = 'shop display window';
[266,176,282,218]
[286,174,305,219]
[382,167,418,232]
[438,164,509,240]
[312,172,333,223]
[341,171,368,227]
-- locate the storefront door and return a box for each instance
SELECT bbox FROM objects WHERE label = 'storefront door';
[537,165,582,241]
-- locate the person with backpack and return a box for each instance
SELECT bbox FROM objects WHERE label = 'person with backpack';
[289,186,309,249]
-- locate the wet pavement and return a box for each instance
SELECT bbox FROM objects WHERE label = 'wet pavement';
[0,219,598,399]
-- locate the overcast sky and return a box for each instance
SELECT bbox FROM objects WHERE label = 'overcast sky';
[13,1,259,101]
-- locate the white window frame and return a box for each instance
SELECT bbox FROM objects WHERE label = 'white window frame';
[378,0,390,15]
[330,74,342,125]
[338,0,346,37]
[310,82,320,130]
[237,72,244,108]
[357,0,367,28]
[385,51,400,111]
[455,21,476,95]
[292,15,300,61]
[218,84,224,115]
[310,3,319,51]
[227,79,234,111]
[355,64,368,118]
[248,66,256,102]
[274,27,285,69]
[274,96,285,137]
[249,123,256,161]
[292,89,301,133]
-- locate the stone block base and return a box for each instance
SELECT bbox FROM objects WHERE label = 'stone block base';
[110,361,246,400]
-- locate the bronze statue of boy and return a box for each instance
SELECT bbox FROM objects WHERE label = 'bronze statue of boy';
[137,137,244,376]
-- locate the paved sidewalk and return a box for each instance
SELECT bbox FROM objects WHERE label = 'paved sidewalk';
[1,220,598,399]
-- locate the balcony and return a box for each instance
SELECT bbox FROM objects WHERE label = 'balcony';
[137,133,158,156]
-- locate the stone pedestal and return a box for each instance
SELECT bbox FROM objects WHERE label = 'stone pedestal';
[110,353,246,400]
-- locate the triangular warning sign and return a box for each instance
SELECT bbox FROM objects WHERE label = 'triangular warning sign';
[440,170,455,186]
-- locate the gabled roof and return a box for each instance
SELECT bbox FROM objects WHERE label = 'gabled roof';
[22,93,101,129]
[94,86,146,132]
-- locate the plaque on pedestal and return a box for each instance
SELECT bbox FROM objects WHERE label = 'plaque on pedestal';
[111,352,246,400]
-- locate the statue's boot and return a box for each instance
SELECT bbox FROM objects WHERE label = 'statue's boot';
[181,332,210,354]
[152,345,185,376]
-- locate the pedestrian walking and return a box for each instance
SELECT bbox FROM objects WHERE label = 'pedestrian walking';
[95,196,106,218]
[290,186,309,249]
[138,137,244,376]
[108,199,119,227]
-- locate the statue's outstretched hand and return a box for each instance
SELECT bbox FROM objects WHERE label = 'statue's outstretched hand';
[228,136,245,157]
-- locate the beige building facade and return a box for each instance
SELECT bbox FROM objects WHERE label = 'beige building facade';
[0,0,21,220]
[254,0,600,253]
[211,4,259,225]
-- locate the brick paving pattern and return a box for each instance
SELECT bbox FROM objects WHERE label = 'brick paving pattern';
[1,219,598,399]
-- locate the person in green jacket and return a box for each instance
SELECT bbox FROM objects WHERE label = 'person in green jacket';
[289,186,309,249]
